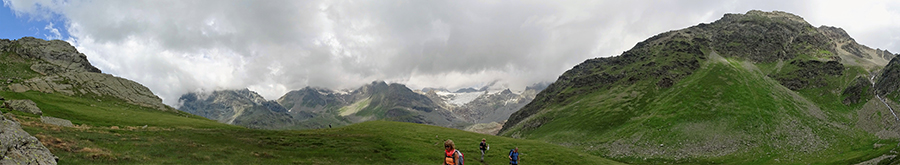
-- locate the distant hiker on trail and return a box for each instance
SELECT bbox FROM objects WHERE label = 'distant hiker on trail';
[479,138,488,161]
[508,147,519,165]
[444,140,461,165]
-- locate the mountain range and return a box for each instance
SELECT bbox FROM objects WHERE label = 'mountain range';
[2,10,900,164]
[177,81,546,132]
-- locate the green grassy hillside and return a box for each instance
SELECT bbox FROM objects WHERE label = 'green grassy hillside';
[499,10,900,164]
[0,91,620,164]
[500,50,897,164]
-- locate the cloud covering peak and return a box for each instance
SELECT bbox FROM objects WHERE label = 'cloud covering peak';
[3,0,899,106]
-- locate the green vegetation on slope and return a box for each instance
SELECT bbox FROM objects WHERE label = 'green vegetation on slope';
[0,51,41,87]
[500,55,896,164]
[0,91,619,164]
[500,10,899,164]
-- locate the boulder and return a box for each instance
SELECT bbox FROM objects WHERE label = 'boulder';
[6,100,42,115]
[0,114,58,165]
[40,116,73,127]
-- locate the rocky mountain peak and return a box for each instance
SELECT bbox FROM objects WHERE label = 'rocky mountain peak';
[2,37,171,111]
[744,10,809,24]
[1,37,101,73]
[818,26,854,42]
[178,88,292,128]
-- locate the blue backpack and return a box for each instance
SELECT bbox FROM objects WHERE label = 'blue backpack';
[456,150,464,165]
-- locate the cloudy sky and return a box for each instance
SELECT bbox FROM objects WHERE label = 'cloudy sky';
[2,0,899,106]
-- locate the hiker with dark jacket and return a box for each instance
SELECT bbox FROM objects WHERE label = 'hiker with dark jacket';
[479,138,488,161]
[508,147,519,165]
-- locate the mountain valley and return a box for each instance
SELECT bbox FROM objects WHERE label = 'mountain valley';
[1,10,900,164]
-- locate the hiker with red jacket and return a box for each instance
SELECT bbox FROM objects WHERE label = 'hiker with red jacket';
[444,140,461,165]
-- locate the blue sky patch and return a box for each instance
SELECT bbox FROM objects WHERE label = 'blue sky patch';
[0,5,69,41]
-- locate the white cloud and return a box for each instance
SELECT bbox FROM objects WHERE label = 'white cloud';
[3,0,899,106]
[42,22,61,39]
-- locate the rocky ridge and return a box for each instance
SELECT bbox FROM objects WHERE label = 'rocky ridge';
[0,37,99,73]
[0,37,170,111]
[178,89,294,129]
[178,81,545,131]
[876,57,900,97]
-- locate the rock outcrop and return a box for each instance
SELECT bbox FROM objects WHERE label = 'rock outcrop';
[6,100,42,115]
[1,37,170,111]
[819,26,895,69]
[40,116,73,127]
[0,114,58,165]
[0,37,99,73]
[8,72,168,111]
[876,57,900,97]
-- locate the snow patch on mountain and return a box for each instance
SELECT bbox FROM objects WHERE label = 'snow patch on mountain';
[436,91,485,106]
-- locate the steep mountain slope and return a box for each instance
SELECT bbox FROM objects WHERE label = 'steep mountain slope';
[500,10,899,163]
[1,37,171,111]
[1,37,194,164]
[178,89,295,129]
[876,57,900,100]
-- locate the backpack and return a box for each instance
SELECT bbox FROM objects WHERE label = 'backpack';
[456,150,464,165]
[445,150,464,165]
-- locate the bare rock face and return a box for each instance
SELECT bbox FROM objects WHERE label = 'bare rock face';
[6,100,42,115]
[3,37,171,111]
[1,37,100,73]
[819,26,894,69]
[40,116,73,127]
[0,114,58,165]
[876,57,900,97]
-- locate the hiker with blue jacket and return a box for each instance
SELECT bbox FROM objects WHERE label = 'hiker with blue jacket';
[508,147,519,165]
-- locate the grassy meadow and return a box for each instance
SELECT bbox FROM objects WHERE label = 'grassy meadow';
[0,91,620,164]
